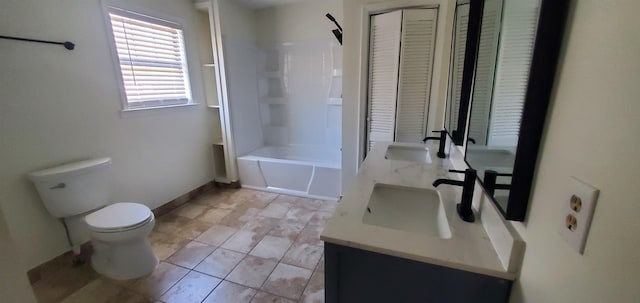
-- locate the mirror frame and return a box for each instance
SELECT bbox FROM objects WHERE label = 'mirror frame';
[466,0,570,221]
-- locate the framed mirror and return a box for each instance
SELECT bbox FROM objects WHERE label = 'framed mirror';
[464,0,569,221]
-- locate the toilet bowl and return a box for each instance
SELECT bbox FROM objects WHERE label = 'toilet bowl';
[27,158,159,280]
[85,202,158,279]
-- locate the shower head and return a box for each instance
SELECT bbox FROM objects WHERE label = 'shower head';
[325,13,343,33]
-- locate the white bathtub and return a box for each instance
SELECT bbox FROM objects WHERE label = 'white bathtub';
[237,145,341,200]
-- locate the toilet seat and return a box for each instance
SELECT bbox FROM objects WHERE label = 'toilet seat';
[86,202,152,233]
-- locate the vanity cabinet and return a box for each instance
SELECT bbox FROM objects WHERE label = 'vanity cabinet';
[324,243,512,303]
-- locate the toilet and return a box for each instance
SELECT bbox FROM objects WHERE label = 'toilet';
[28,157,158,280]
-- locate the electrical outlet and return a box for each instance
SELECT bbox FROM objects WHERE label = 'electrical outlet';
[558,177,599,254]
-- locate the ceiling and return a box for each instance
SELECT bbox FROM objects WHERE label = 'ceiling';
[234,0,313,10]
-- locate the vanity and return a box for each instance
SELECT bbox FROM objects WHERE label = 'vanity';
[320,142,523,303]
[321,0,568,300]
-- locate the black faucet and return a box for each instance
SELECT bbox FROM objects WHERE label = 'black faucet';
[433,169,477,222]
[483,170,512,197]
[423,130,447,158]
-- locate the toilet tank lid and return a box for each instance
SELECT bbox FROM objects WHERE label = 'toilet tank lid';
[28,158,111,182]
[85,203,152,230]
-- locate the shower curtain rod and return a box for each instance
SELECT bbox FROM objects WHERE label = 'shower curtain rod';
[0,35,75,50]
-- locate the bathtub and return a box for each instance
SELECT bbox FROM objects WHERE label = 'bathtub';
[237,145,341,200]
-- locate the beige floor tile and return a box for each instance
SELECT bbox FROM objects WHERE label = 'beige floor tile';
[242,216,280,236]
[271,195,297,206]
[196,224,238,246]
[295,224,324,247]
[315,254,325,272]
[149,230,191,260]
[262,263,312,300]
[155,214,211,239]
[318,200,338,212]
[171,203,211,219]
[250,291,296,303]
[300,270,324,303]
[106,288,154,303]
[281,243,323,269]
[268,219,305,242]
[285,207,315,224]
[308,211,333,227]
[200,207,233,224]
[221,230,264,253]
[259,203,290,219]
[31,262,99,303]
[193,190,231,207]
[226,256,278,289]
[219,207,260,228]
[249,235,293,261]
[159,271,221,303]
[167,241,216,269]
[60,279,122,303]
[130,262,189,299]
[295,198,323,210]
[202,281,257,303]
[194,248,245,278]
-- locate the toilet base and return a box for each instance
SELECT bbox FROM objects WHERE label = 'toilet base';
[90,237,158,280]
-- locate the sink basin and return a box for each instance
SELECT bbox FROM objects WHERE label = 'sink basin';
[363,183,452,239]
[384,145,432,164]
[465,148,515,170]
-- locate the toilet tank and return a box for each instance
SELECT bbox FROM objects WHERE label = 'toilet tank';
[28,158,112,218]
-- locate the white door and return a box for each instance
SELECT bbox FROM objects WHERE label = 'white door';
[366,10,403,152]
[366,8,439,151]
[488,0,540,147]
[447,3,470,130]
[395,9,439,143]
[468,0,504,145]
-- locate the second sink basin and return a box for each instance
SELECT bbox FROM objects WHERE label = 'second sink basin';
[363,183,452,239]
[384,144,432,164]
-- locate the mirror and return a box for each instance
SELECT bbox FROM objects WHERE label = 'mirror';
[444,0,484,146]
[463,0,569,220]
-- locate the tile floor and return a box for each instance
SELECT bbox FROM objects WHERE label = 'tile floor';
[31,188,336,303]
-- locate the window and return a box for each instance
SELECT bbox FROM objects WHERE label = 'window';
[107,7,192,110]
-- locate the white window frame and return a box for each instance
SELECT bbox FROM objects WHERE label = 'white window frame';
[103,4,197,112]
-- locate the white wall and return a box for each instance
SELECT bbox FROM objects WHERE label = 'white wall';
[342,0,455,191]
[255,1,343,150]
[509,0,640,302]
[0,0,217,268]
[218,0,264,156]
[254,0,343,46]
[0,209,37,302]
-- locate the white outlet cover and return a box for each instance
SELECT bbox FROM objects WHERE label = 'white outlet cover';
[558,177,600,254]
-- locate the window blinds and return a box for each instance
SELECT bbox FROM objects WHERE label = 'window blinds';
[109,8,191,108]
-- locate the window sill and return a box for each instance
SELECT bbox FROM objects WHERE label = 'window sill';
[120,103,201,117]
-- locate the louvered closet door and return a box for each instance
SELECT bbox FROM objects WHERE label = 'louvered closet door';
[488,0,540,147]
[367,11,402,151]
[394,9,438,143]
[468,0,504,145]
[448,3,470,130]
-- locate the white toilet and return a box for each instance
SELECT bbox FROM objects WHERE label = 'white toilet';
[28,157,158,280]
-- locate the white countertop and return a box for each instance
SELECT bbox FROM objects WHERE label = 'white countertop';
[320,141,517,280]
